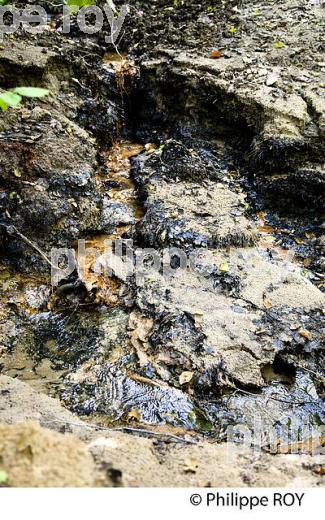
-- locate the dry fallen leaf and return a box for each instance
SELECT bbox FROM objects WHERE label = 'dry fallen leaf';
[258,224,276,234]
[129,311,154,367]
[263,296,273,309]
[303,257,312,267]
[299,329,312,341]
[209,50,221,59]
[144,143,156,154]
[193,312,204,328]
[219,260,229,273]
[312,465,325,476]
[179,371,194,385]
[256,211,266,221]
[127,409,141,422]
[184,457,198,474]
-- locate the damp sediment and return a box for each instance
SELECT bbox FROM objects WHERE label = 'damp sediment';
[0,45,324,449]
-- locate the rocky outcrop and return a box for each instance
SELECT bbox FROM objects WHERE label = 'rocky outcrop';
[0,0,324,488]
[0,422,97,487]
[0,40,122,268]
[0,377,322,487]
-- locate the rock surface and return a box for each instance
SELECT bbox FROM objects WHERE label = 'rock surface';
[0,422,97,487]
[0,375,84,432]
[0,0,324,487]
[87,430,324,487]
[0,377,323,488]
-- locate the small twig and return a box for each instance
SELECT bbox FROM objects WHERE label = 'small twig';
[264,395,308,406]
[0,223,56,269]
[228,386,315,407]
[41,419,198,444]
[52,303,97,312]
[42,419,93,430]
[64,303,80,325]
[111,426,198,444]
[224,388,259,405]
[129,373,162,388]
[297,365,325,385]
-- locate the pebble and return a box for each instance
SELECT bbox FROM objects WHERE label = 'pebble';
[265,74,278,86]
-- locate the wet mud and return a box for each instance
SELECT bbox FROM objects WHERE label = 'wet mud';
[0,0,324,486]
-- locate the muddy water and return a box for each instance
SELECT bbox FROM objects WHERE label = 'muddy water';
[73,53,145,303]
[0,55,324,445]
[0,139,144,391]
[76,140,145,304]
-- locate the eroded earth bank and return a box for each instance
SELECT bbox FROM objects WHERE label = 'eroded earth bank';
[0,0,324,486]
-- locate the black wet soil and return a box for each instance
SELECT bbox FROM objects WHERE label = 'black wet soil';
[0,1,324,452]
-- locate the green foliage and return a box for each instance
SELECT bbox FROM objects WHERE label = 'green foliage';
[0,92,22,111]
[66,0,95,13]
[13,87,49,98]
[0,87,49,112]
[0,0,10,6]
[0,470,8,484]
[66,0,95,6]
[64,0,118,15]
